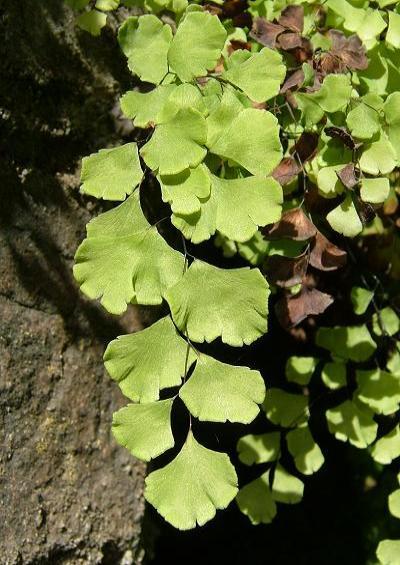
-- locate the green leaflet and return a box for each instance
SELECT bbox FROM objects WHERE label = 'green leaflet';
[236,471,277,525]
[321,361,347,390]
[180,354,265,424]
[377,540,400,565]
[371,426,400,464]
[104,316,196,402]
[360,178,390,204]
[96,0,119,9]
[387,11,400,49]
[237,432,281,466]
[316,325,377,362]
[326,400,378,449]
[145,432,238,530]
[120,85,176,128]
[73,193,185,314]
[389,489,400,519]
[384,92,400,163]
[118,15,172,84]
[286,425,325,475]
[295,75,352,126]
[159,164,211,216]
[172,172,283,244]
[165,260,270,346]
[351,287,374,315]
[168,11,227,82]
[326,194,363,238]
[326,0,386,42]
[346,97,382,140]
[355,368,400,415]
[271,464,304,504]
[360,132,397,175]
[285,356,318,386]
[140,107,207,175]
[76,10,107,35]
[208,107,282,176]
[263,389,309,428]
[222,48,286,103]
[112,399,174,461]
[372,307,400,336]
[80,143,143,200]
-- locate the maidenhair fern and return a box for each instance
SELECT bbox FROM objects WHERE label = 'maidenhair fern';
[70,0,400,558]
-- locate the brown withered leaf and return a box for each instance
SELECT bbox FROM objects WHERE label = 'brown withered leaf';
[325,126,359,150]
[263,208,317,241]
[291,37,313,64]
[250,17,285,47]
[204,3,224,16]
[278,31,302,50]
[233,11,252,28]
[329,30,368,71]
[228,39,251,53]
[278,5,304,33]
[264,251,308,287]
[222,0,248,18]
[292,132,319,162]
[280,68,305,94]
[272,157,301,185]
[276,286,334,328]
[355,198,376,225]
[336,163,359,189]
[309,230,347,271]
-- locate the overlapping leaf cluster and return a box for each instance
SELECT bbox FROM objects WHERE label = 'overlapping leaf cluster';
[71,0,400,555]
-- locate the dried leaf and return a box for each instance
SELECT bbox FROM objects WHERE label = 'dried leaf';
[250,18,285,48]
[228,39,251,53]
[292,132,319,163]
[278,5,304,33]
[336,164,359,189]
[278,32,302,51]
[272,157,301,185]
[329,30,368,71]
[264,208,317,241]
[265,251,308,287]
[222,0,248,17]
[276,286,334,328]
[309,230,347,271]
[324,126,358,150]
[280,68,305,94]
[232,12,252,28]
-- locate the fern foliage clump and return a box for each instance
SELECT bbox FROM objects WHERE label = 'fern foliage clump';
[71,0,400,557]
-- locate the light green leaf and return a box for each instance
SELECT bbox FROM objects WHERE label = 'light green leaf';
[112,399,174,461]
[145,432,238,530]
[387,12,400,49]
[356,368,400,415]
[76,10,107,35]
[360,178,390,205]
[159,164,211,216]
[316,325,377,362]
[168,11,226,82]
[327,194,363,238]
[206,86,245,148]
[165,260,269,346]
[74,193,184,314]
[208,108,282,176]
[327,1,386,42]
[389,489,400,519]
[172,173,283,244]
[346,97,382,140]
[373,307,400,336]
[140,108,207,175]
[80,143,143,201]
[236,471,277,525]
[360,133,397,175]
[237,432,281,466]
[95,0,119,10]
[272,464,304,504]
[120,85,175,128]
[371,426,400,464]
[104,316,196,402]
[317,164,346,199]
[263,389,309,428]
[351,286,374,315]
[286,356,317,386]
[295,75,352,126]
[321,361,347,390]
[180,354,265,424]
[388,351,400,374]
[222,48,285,103]
[286,425,325,475]
[384,92,400,163]
[326,400,377,449]
[377,540,400,565]
[118,15,172,84]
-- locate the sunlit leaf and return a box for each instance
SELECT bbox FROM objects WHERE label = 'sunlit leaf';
[237,432,281,466]
[263,388,309,428]
[377,540,400,565]
[355,368,400,415]
[236,471,277,525]
[272,464,304,504]
[372,307,400,337]
[120,85,176,128]
[76,10,107,35]
[321,361,347,390]
[326,194,363,238]
[145,432,238,530]
[351,286,374,315]
[326,400,377,449]
[286,356,317,386]
[286,425,325,475]
[316,325,376,362]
